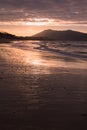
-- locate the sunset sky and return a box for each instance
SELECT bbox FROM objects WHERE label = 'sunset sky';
[0,0,87,36]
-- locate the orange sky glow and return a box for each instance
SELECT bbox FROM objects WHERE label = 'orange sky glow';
[0,0,87,36]
[0,18,87,36]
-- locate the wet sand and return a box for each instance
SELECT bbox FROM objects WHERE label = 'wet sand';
[0,42,87,130]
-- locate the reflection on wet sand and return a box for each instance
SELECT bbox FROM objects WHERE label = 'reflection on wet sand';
[0,41,87,130]
[1,42,87,75]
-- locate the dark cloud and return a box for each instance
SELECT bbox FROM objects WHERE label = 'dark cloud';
[0,0,87,23]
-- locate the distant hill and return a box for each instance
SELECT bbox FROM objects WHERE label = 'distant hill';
[32,29,87,41]
[0,32,19,43]
[0,32,26,42]
[0,30,87,42]
[0,32,33,42]
[0,32,17,40]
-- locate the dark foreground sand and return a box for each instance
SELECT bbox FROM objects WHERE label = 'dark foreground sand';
[0,43,87,130]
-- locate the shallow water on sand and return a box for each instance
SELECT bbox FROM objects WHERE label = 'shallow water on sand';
[0,41,87,130]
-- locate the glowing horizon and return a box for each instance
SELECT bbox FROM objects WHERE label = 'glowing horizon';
[0,18,87,36]
[0,0,87,36]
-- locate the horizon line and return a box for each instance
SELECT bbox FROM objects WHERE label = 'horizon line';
[0,29,87,37]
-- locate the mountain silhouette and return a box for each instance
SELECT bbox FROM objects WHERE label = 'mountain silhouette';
[33,29,87,41]
[0,32,17,40]
[0,30,87,41]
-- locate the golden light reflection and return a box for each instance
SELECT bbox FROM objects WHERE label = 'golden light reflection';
[1,43,87,76]
[25,51,47,66]
[32,59,42,65]
[24,48,87,70]
[25,50,63,67]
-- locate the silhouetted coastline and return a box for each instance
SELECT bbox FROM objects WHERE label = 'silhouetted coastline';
[0,30,87,43]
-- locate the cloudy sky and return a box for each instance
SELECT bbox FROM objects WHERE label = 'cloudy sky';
[0,0,87,36]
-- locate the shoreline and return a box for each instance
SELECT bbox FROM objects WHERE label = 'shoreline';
[0,42,87,130]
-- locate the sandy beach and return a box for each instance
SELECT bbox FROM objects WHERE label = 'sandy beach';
[0,41,87,130]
